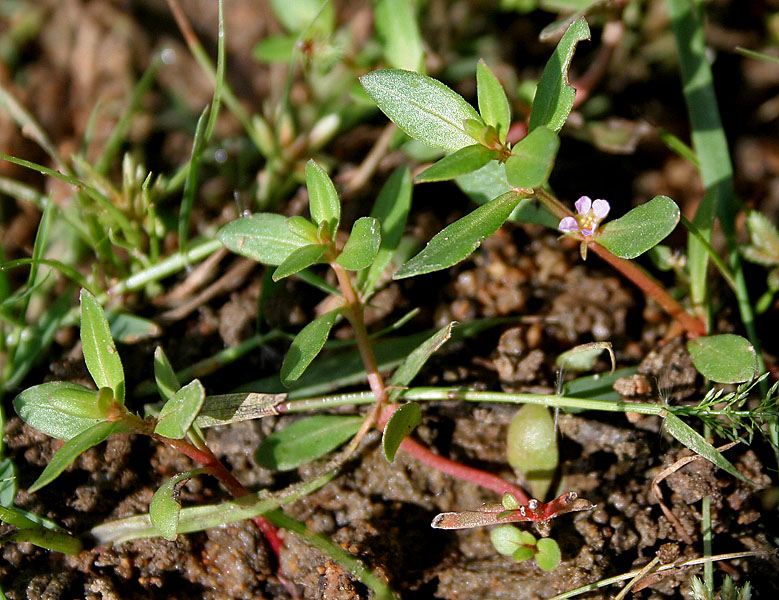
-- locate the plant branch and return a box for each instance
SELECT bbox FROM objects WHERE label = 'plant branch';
[588,242,706,338]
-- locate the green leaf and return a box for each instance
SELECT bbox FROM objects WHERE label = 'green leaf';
[0,505,37,529]
[417,144,498,183]
[360,69,482,152]
[528,17,590,133]
[535,537,561,571]
[179,105,209,252]
[596,195,680,259]
[388,322,456,401]
[150,469,205,540]
[663,412,751,484]
[108,313,161,344]
[505,126,559,188]
[253,34,297,63]
[13,382,104,441]
[375,0,424,71]
[286,216,320,243]
[490,525,536,556]
[80,289,125,405]
[154,380,206,439]
[357,166,412,297]
[306,160,341,235]
[218,213,311,265]
[506,404,558,500]
[0,507,82,554]
[255,415,362,471]
[154,346,180,403]
[393,191,521,279]
[28,421,127,492]
[687,334,758,384]
[476,59,511,142]
[0,458,17,507]
[269,0,334,34]
[382,402,422,463]
[273,244,327,281]
[280,310,339,386]
[337,217,381,270]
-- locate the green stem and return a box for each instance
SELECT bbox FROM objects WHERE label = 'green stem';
[264,510,399,600]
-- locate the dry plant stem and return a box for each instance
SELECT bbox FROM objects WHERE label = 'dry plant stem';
[152,434,284,557]
[589,242,706,337]
[343,123,397,196]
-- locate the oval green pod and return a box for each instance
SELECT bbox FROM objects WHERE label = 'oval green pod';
[506,404,558,500]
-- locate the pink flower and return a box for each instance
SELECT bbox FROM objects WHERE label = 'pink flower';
[558,196,610,237]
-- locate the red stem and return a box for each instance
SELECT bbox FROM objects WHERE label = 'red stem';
[377,404,530,504]
[399,436,529,502]
[152,434,286,560]
[589,242,706,338]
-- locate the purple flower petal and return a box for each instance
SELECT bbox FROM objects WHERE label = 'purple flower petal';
[592,199,610,219]
[558,217,579,233]
[574,196,592,214]
[581,227,594,236]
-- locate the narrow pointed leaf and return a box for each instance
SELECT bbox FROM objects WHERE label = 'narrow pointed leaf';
[273,244,327,281]
[150,469,205,540]
[0,459,17,507]
[13,382,104,440]
[28,421,127,492]
[280,310,339,386]
[218,213,310,265]
[306,160,340,234]
[663,412,752,483]
[529,17,591,132]
[154,346,180,402]
[337,217,381,270]
[375,0,424,71]
[360,69,482,152]
[394,191,521,279]
[382,402,422,462]
[357,166,412,296]
[154,380,206,439]
[80,289,125,405]
[417,144,498,183]
[255,415,362,471]
[687,334,758,384]
[505,126,559,188]
[597,195,680,259]
[477,59,511,142]
[389,322,456,401]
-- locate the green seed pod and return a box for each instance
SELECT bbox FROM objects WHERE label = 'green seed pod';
[506,404,558,500]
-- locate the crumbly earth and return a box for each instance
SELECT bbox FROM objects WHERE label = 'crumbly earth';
[2,1,779,599]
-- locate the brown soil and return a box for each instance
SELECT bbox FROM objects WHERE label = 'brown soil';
[2,1,779,599]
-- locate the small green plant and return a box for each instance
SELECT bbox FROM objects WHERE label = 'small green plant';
[490,524,561,571]
[4,1,779,596]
